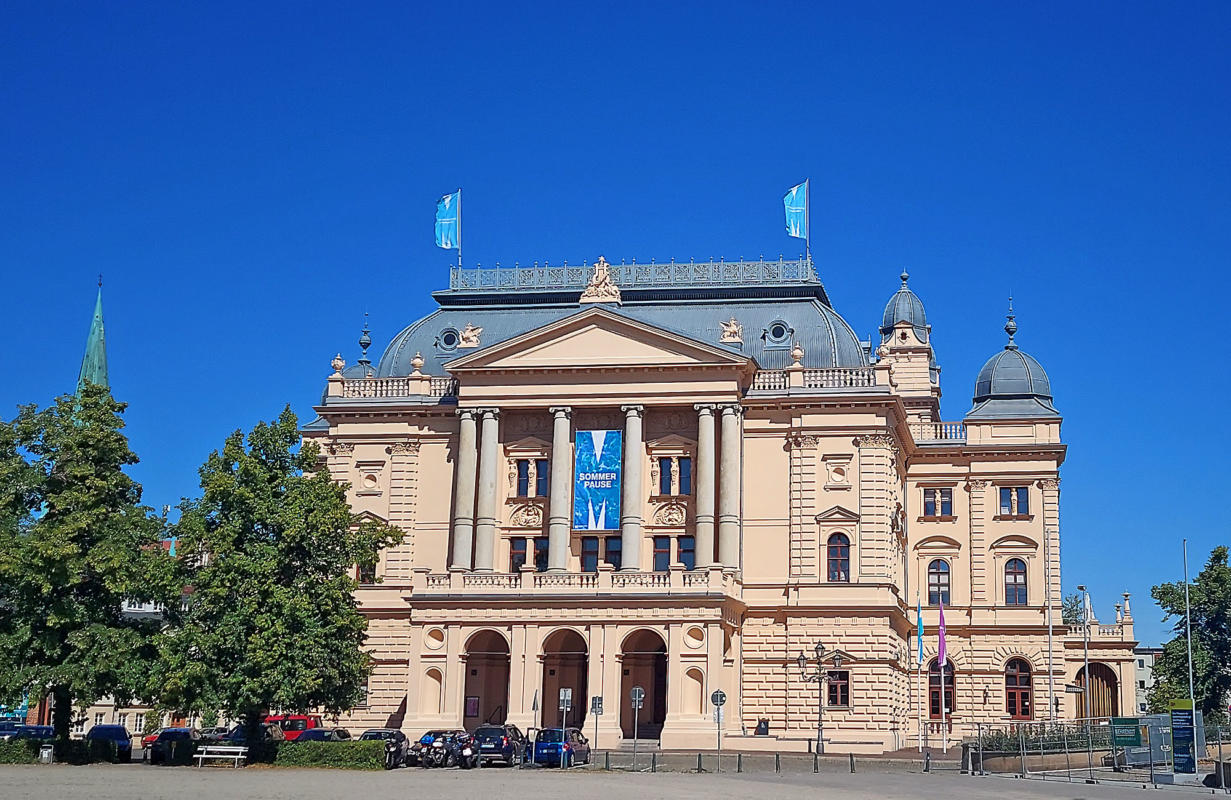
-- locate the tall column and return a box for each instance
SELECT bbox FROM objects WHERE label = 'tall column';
[693,404,716,568]
[717,404,743,568]
[547,407,573,572]
[450,410,478,570]
[619,405,644,570]
[473,408,501,571]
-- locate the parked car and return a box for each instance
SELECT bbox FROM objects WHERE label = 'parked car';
[531,727,590,767]
[85,724,133,762]
[410,729,465,767]
[472,724,527,767]
[144,728,200,764]
[141,728,164,749]
[198,726,230,743]
[0,721,21,741]
[359,729,410,769]
[263,714,322,741]
[11,725,54,741]
[223,723,285,744]
[295,727,351,742]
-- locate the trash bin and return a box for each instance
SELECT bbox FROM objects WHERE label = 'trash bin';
[39,744,54,764]
[755,719,770,736]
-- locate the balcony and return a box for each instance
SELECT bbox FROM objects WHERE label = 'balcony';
[909,421,967,443]
[329,374,458,400]
[410,564,739,599]
[750,366,879,394]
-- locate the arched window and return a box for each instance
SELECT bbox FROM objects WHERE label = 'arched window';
[928,659,955,719]
[1005,558,1027,606]
[827,533,850,582]
[1005,659,1033,720]
[927,559,950,605]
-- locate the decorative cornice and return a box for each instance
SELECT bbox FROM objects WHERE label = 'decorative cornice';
[855,434,897,452]
[389,441,420,455]
[787,433,819,449]
[967,479,989,490]
[330,441,355,456]
[1038,478,1060,491]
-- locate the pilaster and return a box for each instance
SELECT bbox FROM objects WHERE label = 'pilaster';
[855,434,897,579]
[386,441,420,581]
[788,433,819,578]
[967,479,989,602]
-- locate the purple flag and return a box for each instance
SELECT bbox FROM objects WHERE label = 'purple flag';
[937,600,947,665]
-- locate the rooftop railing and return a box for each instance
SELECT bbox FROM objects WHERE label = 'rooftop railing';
[410,565,737,596]
[337,375,458,399]
[909,422,967,442]
[749,366,878,393]
[448,257,818,291]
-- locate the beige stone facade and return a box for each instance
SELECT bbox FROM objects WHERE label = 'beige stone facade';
[305,259,1136,752]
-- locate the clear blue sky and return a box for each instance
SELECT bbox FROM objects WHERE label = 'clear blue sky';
[3,3,1228,645]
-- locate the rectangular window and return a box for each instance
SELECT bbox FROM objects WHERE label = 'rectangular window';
[923,488,952,517]
[581,536,600,573]
[516,459,531,498]
[118,713,128,731]
[652,536,670,572]
[509,538,527,572]
[1015,487,1029,515]
[604,536,623,571]
[1138,680,1145,690]
[1137,659,1145,668]
[357,560,377,584]
[1000,487,1012,515]
[678,535,695,570]
[659,458,673,495]
[535,459,549,498]
[73,718,84,734]
[1000,486,1031,516]
[827,671,850,707]
[533,537,549,573]
[678,457,692,495]
[94,713,104,726]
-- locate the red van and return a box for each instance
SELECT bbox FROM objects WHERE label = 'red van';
[263,714,323,741]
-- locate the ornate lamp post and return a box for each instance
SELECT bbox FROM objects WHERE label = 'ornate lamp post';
[798,643,845,755]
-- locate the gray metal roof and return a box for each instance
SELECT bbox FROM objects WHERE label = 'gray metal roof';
[880,271,928,343]
[967,345,1058,419]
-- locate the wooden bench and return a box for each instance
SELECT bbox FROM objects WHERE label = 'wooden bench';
[193,744,248,768]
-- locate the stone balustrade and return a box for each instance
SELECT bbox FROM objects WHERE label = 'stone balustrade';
[333,375,458,399]
[909,421,967,442]
[750,367,876,393]
[1065,622,1132,641]
[411,564,737,597]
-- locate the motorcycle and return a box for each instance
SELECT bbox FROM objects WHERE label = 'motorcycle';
[383,738,403,770]
[450,733,478,770]
[424,739,450,768]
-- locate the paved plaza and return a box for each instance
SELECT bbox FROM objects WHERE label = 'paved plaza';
[0,763,1202,800]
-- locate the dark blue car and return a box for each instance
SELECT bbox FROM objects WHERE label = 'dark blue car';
[86,724,134,762]
[12,725,54,740]
[473,724,526,766]
[531,727,590,767]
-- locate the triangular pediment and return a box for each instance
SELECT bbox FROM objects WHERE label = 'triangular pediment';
[815,505,860,524]
[445,307,752,372]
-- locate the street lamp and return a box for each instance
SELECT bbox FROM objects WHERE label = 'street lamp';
[1077,584,1091,721]
[798,643,844,755]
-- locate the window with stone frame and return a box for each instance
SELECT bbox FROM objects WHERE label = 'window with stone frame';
[928,659,955,719]
[922,487,954,519]
[649,440,695,498]
[509,537,528,572]
[533,537,549,573]
[677,535,696,570]
[827,670,850,707]
[581,536,601,573]
[998,486,1031,518]
[652,536,671,572]
[357,559,378,585]
[927,559,951,606]
[514,458,549,499]
[1005,659,1033,720]
[604,536,622,571]
[827,533,851,582]
[1004,558,1028,606]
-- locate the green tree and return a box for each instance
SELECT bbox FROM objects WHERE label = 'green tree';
[1146,546,1231,723]
[154,408,400,740]
[1061,592,1083,624]
[0,384,172,739]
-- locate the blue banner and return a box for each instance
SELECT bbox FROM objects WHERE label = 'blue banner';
[573,430,622,531]
[784,180,807,240]
[435,190,459,250]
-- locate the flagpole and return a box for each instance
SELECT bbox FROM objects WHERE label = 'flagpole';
[805,178,812,264]
[1183,538,1195,712]
[917,589,923,753]
[456,187,463,269]
[939,600,947,755]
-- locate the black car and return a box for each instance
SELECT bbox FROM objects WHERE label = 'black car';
[223,723,285,744]
[296,727,351,742]
[85,724,134,762]
[360,728,410,769]
[144,727,200,764]
[472,724,527,766]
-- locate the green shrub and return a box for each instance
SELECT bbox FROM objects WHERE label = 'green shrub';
[0,740,41,764]
[86,739,119,763]
[53,740,91,765]
[271,740,384,770]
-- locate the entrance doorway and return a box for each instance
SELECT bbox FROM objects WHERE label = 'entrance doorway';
[463,630,510,729]
[541,629,588,730]
[1075,662,1120,718]
[620,629,667,739]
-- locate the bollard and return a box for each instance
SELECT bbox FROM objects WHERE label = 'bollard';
[604,750,610,770]
[651,752,657,773]
[924,751,931,773]
[849,753,855,773]
[813,752,819,773]
[697,752,703,773]
[737,753,743,773]
[775,752,781,773]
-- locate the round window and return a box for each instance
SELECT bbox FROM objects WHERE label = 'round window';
[767,321,791,344]
[439,328,459,350]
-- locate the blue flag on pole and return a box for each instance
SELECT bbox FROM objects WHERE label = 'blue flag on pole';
[784,180,807,240]
[435,190,460,250]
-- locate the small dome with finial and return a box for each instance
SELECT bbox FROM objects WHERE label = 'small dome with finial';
[968,300,1058,419]
[880,270,928,343]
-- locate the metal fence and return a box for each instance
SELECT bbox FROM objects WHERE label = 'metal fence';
[972,717,1230,792]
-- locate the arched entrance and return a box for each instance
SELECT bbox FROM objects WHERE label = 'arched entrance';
[1076,663,1119,718]
[541,629,588,730]
[463,630,510,729]
[620,629,667,739]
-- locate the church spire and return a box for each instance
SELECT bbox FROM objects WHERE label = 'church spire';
[77,277,108,394]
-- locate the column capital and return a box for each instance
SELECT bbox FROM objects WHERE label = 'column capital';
[693,403,717,414]
[1037,477,1061,491]
[477,407,501,420]
[621,404,645,417]
[457,408,478,421]
[549,406,573,419]
[718,403,743,418]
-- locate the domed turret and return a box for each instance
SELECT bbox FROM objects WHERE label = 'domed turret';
[967,304,1058,419]
[880,271,928,343]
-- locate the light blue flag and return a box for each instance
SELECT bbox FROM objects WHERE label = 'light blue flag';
[784,180,807,240]
[435,190,460,250]
[916,597,924,665]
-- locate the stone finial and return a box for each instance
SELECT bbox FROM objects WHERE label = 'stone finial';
[790,340,805,366]
[1122,592,1132,619]
[458,323,483,348]
[330,354,346,374]
[719,316,744,344]
[1004,296,1018,350]
[579,255,621,304]
[411,352,425,375]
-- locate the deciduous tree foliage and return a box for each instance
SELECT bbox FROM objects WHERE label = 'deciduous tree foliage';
[154,408,400,737]
[1147,546,1231,723]
[0,384,172,738]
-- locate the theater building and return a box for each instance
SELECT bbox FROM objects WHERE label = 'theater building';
[304,257,1137,752]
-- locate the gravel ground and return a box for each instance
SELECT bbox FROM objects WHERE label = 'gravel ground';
[0,762,1191,800]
